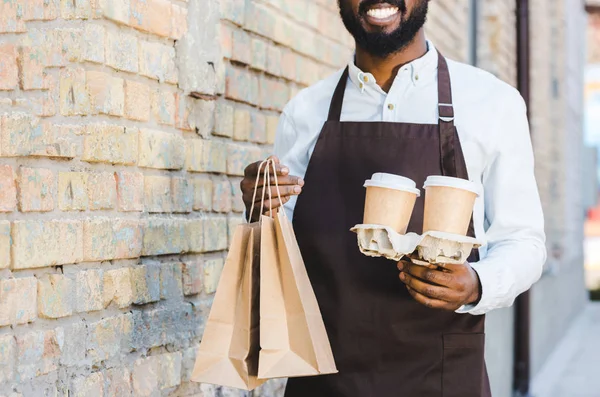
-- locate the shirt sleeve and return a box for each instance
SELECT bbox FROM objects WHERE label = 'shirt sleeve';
[273,110,301,220]
[456,93,547,315]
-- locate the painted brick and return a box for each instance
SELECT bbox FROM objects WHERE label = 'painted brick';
[124,80,150,121]
[171,4,188,40]
[181,346,198,382]
[71,372,104,397]
[228,215,245,245]
[57,321,87,366]
[220,24,233,59]
[49,28,83,65]
[233,108,251,141]
[23,0,59,21]
[231,180,245,213]
[60,0,93,19]
[260,76,290,110]
[75,269,104,313]
[103,268,133,308]
[0,0,26,32]
[130,0,172,37]
[105,367,132,397]
[212,179,233,213]
[12,220,83,269]
[0,334,16,384]
[189,99,215,139]
[186,219,204,253]
[83,124,138,165]
[17,167,55,212]
[251,37,268,71]
[160,262,183,300]
[88,172,117,210]
[0,222,10,269]
[132,356,159,396]
[138,128,185,170]
[220,0,245,25]
[37,274,74,319]
[99,0,130,24]
[84,218,142,261]
[151,89,176,126]
[0,120,79,159]
[87,313,132,363]
[175,93,193,131]
[192,178,212,211]
[182,261,202,296]
[144,175,173,213]
[106,30,138,73]
[87,71,124,116]
[203,216,228,252]
[59,68,90,116]
[172,177,193,213]
[281,49,297,81]
[131,265,160,305]
[0,278,37,326]
[142,218,189,256]
[203,258,225,294]
[0,44,18,90]
[227,143,263,177]
[16,329,61,380]
[0,165,17,211]
[159,352,182,389]
[214,101,234,138]
[232,29,252,65]
[58,172,88,211]
[115,219,143,259]
[139,41,177,84]
[266,44,283,77]
[266,115,279,145]
[186,139,227,173]
[226,65,259,104]
[250,111,267,143]
[116,171,144,211]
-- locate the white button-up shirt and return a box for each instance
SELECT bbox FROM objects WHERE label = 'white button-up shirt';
[273,42,546,315]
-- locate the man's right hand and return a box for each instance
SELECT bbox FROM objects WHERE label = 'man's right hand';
[240,156,304,222]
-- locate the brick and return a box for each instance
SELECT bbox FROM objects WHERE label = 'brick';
[50,28,83,65]
[116,171,144,211]
[17,167,55,212]
[186,219,204,253]
[228,215,245,245]
[87,71,124,116]
[0,120,78,159]
[0,0,26,32]
[203,258,225,294]
[220,24,233,59]
[130,0,172,37]
[142,218,189,256]
[151,89,176,126]
[71,372,104,397]
[75,269,104,313]
[220,0,245,25]
[12,220,83,269]
[250,111,267,143]
[124,80,150,121]
[0,165,17,211]
[17,32,48,90]
[251,38,268,71]
[105,367,132,397]
[225,65,259,104]
[115,219,143,259]
[106,30,138,73]
[139,41,177,84]
[182,261,202,296]
[84,218,142,261]
[0,44,18,90]
[212,179,232,213]
[16,329,60,380]
[260,76,290,110]
[233,108,251,141]
[192,178,212,211]
[281,49,296,81]
[266,44,282,76]
[83,124,138,165]
[181,346,198,382]
[266,115,279,144]
[138,128,185,170]
[160,262,183,300]
[57,321,87,366]
[103,268,133,308]
[144,175,173,213]
[99,0,130,24]
[214,101,234,138]
[23,0,59,21]
[88,172,117,210]
[227,143,263,176]
[37,274,74,319]
[232,29,251,65]
[59,68,91,116]
[58,172,88,211]
[29,90,57,117]
[132,356,159,396]
[87,313,132,363]
[189,99,215,139]
[204,216,228,252]
[175,93,193,131]
[172,177,193,213]
[131,265,160,305]
[0,334,16,384]
[231,180,245,213]
[83,24,106,63]
[0,278,37,326]
[60,0,93,19]
[171,4,188,40]
[0,222,10,269]
[159,352,182,389]
[186,139,227,173]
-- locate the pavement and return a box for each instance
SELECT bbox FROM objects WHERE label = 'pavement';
[531,302,600,397]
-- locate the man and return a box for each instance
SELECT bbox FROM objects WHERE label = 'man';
[241,0,546,396]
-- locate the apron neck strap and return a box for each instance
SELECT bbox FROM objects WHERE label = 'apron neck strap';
[327,67,349,122]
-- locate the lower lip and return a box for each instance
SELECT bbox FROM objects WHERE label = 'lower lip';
[364,11,401,27]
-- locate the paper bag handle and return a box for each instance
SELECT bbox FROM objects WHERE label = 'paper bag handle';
[267,159,287,219]
[249,159,269,223]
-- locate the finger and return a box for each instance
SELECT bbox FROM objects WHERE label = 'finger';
[405,262,453,287]
[240,175,304,194]
[406,286,455,310]
[399,272,458,302]
[244,184,302,204]
[436,262,469,273]
[397,259,411,271]
[249,196,291,218]
[243,159,289,177]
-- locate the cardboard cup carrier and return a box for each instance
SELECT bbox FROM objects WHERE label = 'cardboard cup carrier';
[363,173,421,234]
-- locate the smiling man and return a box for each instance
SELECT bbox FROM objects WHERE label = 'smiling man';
[241,0,546,396]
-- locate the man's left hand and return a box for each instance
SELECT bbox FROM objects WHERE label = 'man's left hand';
[397,260,481,311]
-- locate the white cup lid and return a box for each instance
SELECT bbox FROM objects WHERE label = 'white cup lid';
[423,175,481,196]
[364,173,421,196]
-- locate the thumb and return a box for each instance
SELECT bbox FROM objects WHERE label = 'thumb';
[268,155,280,164]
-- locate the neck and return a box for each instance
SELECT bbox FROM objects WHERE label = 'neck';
[355,30,427,92]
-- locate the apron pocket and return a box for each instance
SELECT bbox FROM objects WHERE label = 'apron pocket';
[442,333,485,397]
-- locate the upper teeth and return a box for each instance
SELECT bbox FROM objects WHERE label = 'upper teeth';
[367,7,399,19]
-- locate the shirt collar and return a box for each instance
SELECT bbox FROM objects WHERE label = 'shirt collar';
[348,40,438,95]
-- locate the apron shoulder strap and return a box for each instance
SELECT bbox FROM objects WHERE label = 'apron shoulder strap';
[327,67,349,122]
[437,51,458,177]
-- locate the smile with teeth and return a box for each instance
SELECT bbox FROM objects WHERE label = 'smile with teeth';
[366,6,399,20]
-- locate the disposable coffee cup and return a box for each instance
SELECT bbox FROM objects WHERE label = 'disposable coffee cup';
[422,176,480,235]
[363,173,420,234]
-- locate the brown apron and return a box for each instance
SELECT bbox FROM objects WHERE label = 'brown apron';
[285,52,492,397]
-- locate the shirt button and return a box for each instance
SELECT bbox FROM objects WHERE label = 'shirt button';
[387,104,395,110]
[415,74,419,81]
[363,75,369,82]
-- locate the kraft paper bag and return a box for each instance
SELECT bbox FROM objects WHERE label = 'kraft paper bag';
[258,209,338,379]
[191,222,265,390]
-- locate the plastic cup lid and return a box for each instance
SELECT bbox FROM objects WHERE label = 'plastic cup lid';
[423,175,481,196]
[364,173,421,196]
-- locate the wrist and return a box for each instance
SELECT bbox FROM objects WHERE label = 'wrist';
[468,267,483,305]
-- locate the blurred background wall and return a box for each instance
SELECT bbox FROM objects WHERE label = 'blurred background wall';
[0,0,593,396]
